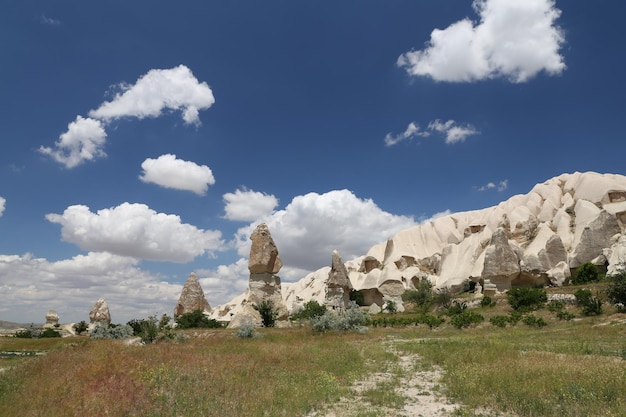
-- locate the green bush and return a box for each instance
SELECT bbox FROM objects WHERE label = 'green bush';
[310,302,368,333]
[421,314,445,329]
[522,314,547,328]
[402,279,434,312]
[73,320,88,335]
[572,262,602,285]
[507,287,547,312]
[557,310,575,321]
[606,268,626,312]
[175,310,222,329]
[14,325,41,339]
[490,315,509,328]
[40,328,61,338]
[349,289,365,306]
[574,289,603,316]
[383,299,397,314]
[253,300,279,328]
[450,311,484,329]
[89,323,135,339]
[291,300,327,321]
[508,311,523,325]
[480,296,496,308]
[433,287,452,309]
[547,300,565,312]
[446,300,467,316]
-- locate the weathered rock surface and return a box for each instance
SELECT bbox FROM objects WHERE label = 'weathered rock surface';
[325,250,353,311]
[44,309,59,328]
[227,223,289,328]
[215,172,626,320]
[89,298,111,324]
[174,272,211,318]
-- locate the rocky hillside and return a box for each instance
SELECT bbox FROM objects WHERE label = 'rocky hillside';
[213,172,626,320]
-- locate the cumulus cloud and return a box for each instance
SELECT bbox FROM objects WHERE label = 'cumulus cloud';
[0,197,5,217]
[45,203,224,263]
[385,119,478,146]
[478,179,509,192]
[223,188,279,222]
[384,122,430,146]
[139,154,215,195]
[398,0,566,83]
[38,116,107,168]
[89,65,215,126]
[40,65,214,168]
[233,190,416,274]
[0,252,182,323]
[197,258,250,307]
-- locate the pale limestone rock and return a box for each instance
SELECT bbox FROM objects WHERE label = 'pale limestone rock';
[248,223,282,274]
[481,228,520,291]
[89,298,111,324]
[174,272,211,318]
[44,309,59,328]
[569,210,621,269]
[547,261,571,286]
[325,250,353,311]
[368,303,381,314]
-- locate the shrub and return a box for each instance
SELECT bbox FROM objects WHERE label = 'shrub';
[480,296,496,308]
[508,311,523,325]
[522,314,547,328]
[73,320,88,335]
[490,315,509,328]
[236,323,256,338]
[450,311,484,328]
[420,314,445,329]
[89,323,135,339]
[402,279,434,312]
[14,325,41,339]
[291,300,327,321]
[433,287,452,309]
[40,328,61,338]
[557,310,575,321]
[574,289,603,316]
[310,302,368,333]
[383,299,397,314]
[253,300,279,328]
[175,310,222,329]
[446,300,467,316]
[606,268,626,312]
[547,300,565,312]
[507,287,547,312]
[572,262,602,285]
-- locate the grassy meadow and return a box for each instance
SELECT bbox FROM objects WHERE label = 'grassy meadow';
[1,288,626,416]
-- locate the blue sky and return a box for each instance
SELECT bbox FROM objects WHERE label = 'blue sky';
[1,0,625,323]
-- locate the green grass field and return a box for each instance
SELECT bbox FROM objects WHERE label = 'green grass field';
[1,289,625,416]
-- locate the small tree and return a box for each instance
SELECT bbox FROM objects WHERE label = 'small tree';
[574,289,603,316]
[572,262,602,285]
[73,320,88,335]
[175,310,222,329]
[291,300,327,321]
[402,279,434,312]
[383,299,397,314]
[253,300,278,328]
[507,287,547,312]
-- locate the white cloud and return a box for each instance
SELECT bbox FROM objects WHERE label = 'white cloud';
[385,119,478,146]
[38,116,107,169]
[398,0,566,83]
[45,202,224,263]
[0,252,182,324]
[233,190,416,275]
[428,119,479,144]
[223,188,279,221]
[88,65,215,126]
[478,179,508,192]
[39,15,61,26]
[197,258,250,307]
[139,154,215,195]
[384,122,430,146]
[0,197,5,217]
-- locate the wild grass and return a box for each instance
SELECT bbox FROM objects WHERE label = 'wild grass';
[1,292,626,417]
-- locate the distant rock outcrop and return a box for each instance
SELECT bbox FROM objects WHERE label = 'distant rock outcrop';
[226,223,289,328]
[215,172,626,321]
[174,272,211,318]
[89,298,111,325]
[44,309,59,328]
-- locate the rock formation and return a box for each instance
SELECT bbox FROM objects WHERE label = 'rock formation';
[325,250,353,311]
[214,172,626,321]
[44,309,59,328]
[227,223,289,328]
[174,272,211,318]
[89,298,111,325]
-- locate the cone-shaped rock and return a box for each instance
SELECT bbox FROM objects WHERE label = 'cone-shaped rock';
[325,250,353,311]
[89,298,111,324]
[174,272,211,318]
[248,223,282,274]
